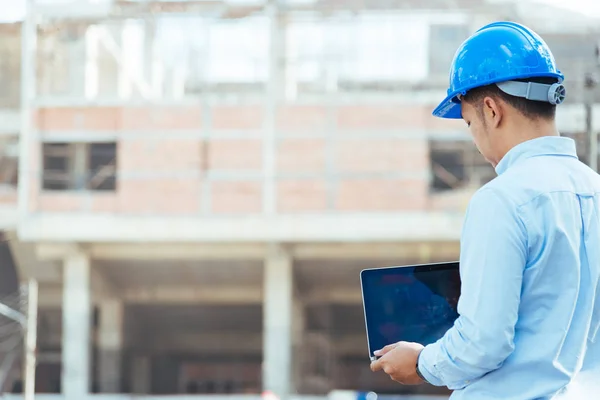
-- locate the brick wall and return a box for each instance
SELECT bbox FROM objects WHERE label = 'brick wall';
[31,104,465,215]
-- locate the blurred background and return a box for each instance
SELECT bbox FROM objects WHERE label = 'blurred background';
[0,0,599,399]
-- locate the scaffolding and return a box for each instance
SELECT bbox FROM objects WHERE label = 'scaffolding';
[12,1,599,109]
[0,279,38,399]
[17,1,599,107]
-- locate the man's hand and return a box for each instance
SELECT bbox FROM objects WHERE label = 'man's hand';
[370,341,425,385]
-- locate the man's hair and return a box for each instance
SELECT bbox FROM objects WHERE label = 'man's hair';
[462,77,557,120]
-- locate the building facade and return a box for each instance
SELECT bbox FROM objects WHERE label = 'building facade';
[1,0,599,399]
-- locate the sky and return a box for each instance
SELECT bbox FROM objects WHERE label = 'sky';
[0,0,25,22]
[0,0,598,24]
[532,0,600,18]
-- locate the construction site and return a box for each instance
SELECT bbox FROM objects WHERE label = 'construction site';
[0,0,599,399]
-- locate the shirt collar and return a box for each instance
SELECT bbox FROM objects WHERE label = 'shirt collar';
[495,136,578,175]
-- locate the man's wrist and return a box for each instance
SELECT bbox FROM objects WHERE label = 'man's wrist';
[415,350,429,384]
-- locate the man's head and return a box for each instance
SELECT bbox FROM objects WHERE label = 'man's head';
[432,22,566,167]
[460,77,559,167]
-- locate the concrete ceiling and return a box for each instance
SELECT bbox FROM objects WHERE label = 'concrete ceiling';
[97,259,264,289]
[294,259,399,290]
[88,259,383,295]
[96,258,410,290]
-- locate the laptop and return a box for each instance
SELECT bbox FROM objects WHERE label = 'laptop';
[360,262,461,361]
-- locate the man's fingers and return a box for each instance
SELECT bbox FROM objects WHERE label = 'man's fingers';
[370,359,383,372]
[382,364,395,375]
[374,342,400,357]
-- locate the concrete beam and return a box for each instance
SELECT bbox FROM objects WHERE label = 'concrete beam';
[89,243,267,260]
[44,285,361,306]
[36,241,459,262]
[36,243,82,260]
[45,284,363,306]
[122,286,263,305]
[292,242,459,261]
[18,213,465,243]
[32,90,450,108]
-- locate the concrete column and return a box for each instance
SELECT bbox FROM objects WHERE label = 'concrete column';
[131,355,151,394]
[69,33,85,96]
[62,250,91,399]
[263,244,293,399]
[292,299,305,347]
[263,1,285,214]
[84,25,99,100]
[97,299,123,393]
[291,299,305,392]
[118,22,136,99]
[72,143,88,190]
[143,21,155,88]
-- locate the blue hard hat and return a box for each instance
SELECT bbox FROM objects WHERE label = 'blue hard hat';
[433,21,565,119]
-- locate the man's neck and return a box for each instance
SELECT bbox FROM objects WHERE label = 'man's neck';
[491,118,559,167]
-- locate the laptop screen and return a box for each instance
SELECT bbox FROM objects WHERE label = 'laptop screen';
[361,263,461,358]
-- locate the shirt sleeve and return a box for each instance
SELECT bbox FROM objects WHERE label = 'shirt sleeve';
[417,187,528,390]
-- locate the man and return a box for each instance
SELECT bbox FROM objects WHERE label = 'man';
[370,21,600,399]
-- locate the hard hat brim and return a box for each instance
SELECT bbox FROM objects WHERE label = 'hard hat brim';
[432,94,463,119]
[432,70,565,119]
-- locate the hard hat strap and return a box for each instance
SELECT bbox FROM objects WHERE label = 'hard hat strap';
[496,81,566,105]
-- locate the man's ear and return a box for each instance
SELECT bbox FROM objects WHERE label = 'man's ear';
[482,96,502,128]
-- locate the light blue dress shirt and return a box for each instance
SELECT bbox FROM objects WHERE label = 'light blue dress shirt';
[418,136,600,399]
